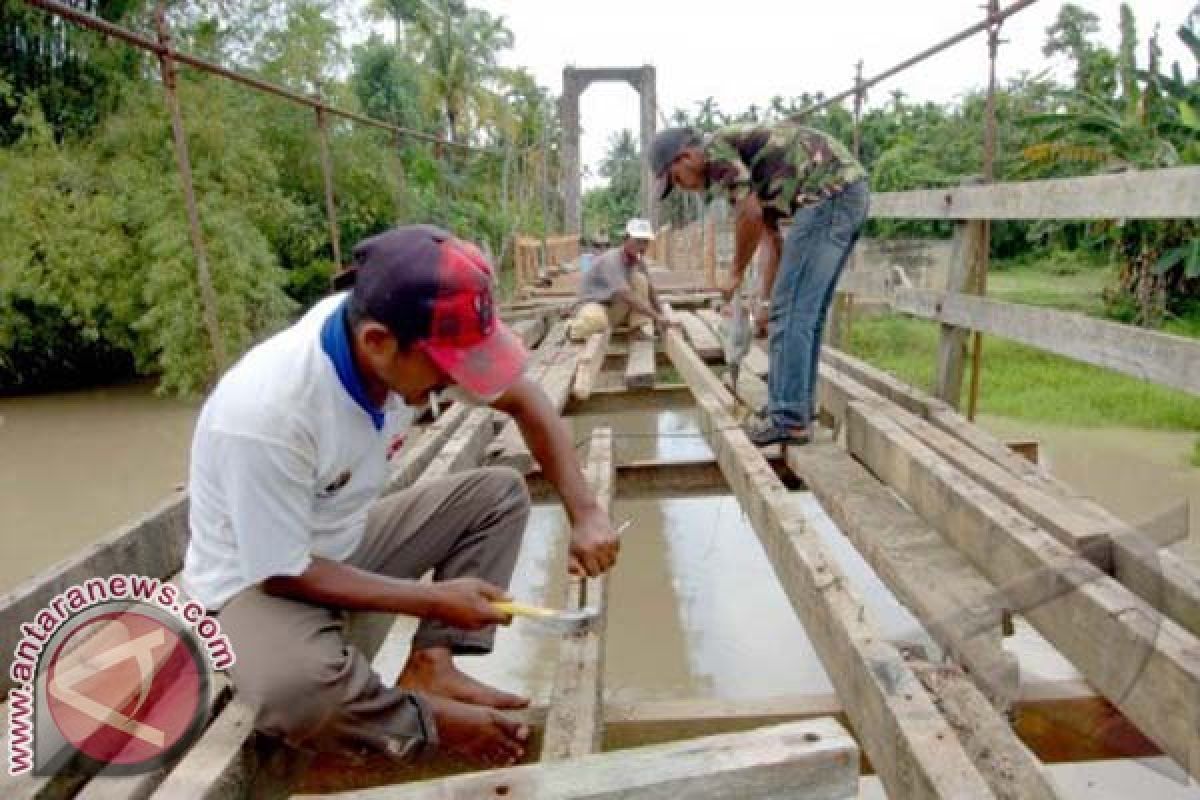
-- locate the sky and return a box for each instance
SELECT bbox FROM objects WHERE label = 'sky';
[465,0,1196,187]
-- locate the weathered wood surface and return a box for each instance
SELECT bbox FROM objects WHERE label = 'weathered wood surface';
[296,718,860,800]
[787,442,1018,708]
[665,329,997,800]
[623,337,656,388]
[0,492,189,697]
[895,289,1200,397]
[573,327,612,401]
[509,315,547,349]
[845,401,1200,779]
[870,166,1200,220]
[820,349,1200,639]
[675,310,723,361]
[911,663,1064,800]
[541,429,615,761]
[933,221,987,408]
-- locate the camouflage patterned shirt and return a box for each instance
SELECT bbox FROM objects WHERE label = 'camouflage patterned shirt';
[703,122,866,222]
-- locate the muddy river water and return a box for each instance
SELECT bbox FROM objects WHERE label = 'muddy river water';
[2,385,1198,796]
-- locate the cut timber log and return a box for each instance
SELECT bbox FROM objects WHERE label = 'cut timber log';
[787,442,1018,709]
[665,329,997,800]
[911,663,1064,800]
[541,428,614,760]
[623,337,656,388]
[295,718,859,800]
[844,401,1200,780]
[573,327,611,401]
[675,310,723,361]
[820,350,1200,641]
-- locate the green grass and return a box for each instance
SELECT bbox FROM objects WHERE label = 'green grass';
[1192,439,1200,468]
[987,262,1113,316]
[846,314,1200,431]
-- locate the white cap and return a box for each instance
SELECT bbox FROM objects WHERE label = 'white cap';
[625,218,655,240]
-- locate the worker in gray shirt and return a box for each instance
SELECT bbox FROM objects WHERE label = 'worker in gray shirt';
[568,218,670,340]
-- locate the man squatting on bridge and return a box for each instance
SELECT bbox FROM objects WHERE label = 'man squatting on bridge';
[652,120,869,447]
[181,225,620,765]
[567,217,672,341]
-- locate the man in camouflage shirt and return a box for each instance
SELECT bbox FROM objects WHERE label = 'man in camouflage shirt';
[651,121,869,446]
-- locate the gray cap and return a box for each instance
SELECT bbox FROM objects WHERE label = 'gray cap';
[650,127,701,200]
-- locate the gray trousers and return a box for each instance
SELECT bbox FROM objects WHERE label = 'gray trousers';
[217,467,530,757]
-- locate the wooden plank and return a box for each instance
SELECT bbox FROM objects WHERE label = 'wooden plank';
[623,338,655,388]
[294,718,859,800]
[869,166,1200,220]
[787,442,1018,708]
[509,315,547,349]
[541,429,614,761]
[388,404,472,491]
[665,329,997,800]
[0,492,189,696]
[573,327,611,401]
[675,310,723,361]
[819,350,1200,639]
[844,401,1200,779]
[911,663,1064,800]
[895,289,1200,397]
[489,323,575,473]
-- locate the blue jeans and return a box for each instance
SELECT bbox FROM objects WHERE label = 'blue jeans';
[767,180,869,429]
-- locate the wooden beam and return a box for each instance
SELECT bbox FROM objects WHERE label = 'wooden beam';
[542,428,614,761]
[675,310,724,361]
[844,401,1200,779]
[389,403,473,491]
[665,329,997,799]
[623,337,656,388]
[787,442,1018,708]
[869,166,1200,220]
[0,492,188,696]
[573,327,611,401]
[294,718,859,800]
[820,350,1200,638]
[509,315,547,349]
[910,663,1064,800]
[894,289,1200,397]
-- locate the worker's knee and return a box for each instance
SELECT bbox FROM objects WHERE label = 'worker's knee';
[475,466,531,522]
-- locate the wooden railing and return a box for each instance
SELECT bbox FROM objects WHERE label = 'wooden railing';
[837,166,1200,406]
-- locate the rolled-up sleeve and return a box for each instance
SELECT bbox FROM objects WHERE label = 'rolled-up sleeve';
[215,430,316,586]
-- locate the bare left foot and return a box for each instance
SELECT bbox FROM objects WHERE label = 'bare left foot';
[398,647,529,710]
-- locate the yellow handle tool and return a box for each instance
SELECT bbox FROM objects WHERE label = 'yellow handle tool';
[491,601,599,634]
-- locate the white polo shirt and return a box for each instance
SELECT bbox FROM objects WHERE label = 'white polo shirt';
[182,293,415,610]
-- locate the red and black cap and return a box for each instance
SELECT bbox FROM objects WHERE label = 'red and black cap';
[348,225,527,400]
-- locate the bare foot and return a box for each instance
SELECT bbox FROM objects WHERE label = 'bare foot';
[398,647,529,710]
[424,693,529,767]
